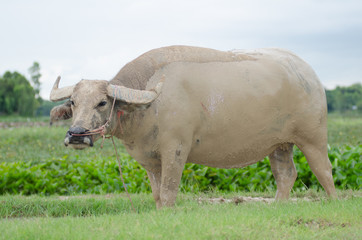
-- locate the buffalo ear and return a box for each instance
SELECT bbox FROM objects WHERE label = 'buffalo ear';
[115,100,151,114]
[50,100,73,125]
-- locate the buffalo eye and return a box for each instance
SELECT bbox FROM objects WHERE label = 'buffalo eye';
[97,101,107,107]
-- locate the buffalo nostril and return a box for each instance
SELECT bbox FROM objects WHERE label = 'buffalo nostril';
[68,126,87,135]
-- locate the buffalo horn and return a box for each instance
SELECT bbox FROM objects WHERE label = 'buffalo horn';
[107,77,164,104]
[49,76,75,102]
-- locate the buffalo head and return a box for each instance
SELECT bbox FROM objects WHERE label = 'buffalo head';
[49,76,163,149]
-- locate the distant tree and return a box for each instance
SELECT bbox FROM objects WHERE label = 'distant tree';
[326,83,362,113]
[28,62,42,101]
[325,90,336,112]
[0,71,38,116]
[35,100,62,116]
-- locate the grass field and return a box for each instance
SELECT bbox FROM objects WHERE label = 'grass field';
[0,126,120,163]
[0,191,361,240]
[0,115,50,124]
[327,113,362,146]
[0,114,361,239]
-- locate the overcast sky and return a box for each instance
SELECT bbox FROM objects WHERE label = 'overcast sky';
[1,0,361,99]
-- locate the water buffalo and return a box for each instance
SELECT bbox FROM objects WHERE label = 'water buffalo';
[50,45,336,208]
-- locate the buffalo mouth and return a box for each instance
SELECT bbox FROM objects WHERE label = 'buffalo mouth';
[64,130,94,149]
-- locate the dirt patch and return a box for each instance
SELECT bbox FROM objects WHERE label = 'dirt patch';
[289,217,350,229]
[198,196,273,204]
[197,191,362,205]
[197,196,316,205]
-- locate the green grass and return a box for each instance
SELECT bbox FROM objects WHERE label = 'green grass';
[0,191,361,240]
[327,113,362,146]
[0,115,50,123]
[0,126,124,163]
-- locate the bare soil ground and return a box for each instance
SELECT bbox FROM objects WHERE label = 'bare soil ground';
[197,190,361,204]
[55,190,362,205]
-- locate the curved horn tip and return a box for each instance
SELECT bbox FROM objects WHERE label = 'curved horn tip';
[53,76,61,88]
[50,76,74,102]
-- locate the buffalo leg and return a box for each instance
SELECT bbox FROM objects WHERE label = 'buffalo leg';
[144,166,162,209]
[269,143,297,200]
[298,143,337,198]
[159,140,191,207]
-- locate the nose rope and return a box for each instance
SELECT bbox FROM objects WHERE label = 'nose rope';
[70,91,136,213]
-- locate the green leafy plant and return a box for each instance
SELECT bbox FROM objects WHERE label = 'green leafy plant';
[0,145,360,195]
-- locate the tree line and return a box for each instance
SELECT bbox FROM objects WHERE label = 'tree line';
[0,63,40,116]
[0,63,57,117]
[0,64,361,116]
[326,83,362,113]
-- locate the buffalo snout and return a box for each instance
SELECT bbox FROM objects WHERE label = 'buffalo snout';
[64,126,93,149]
